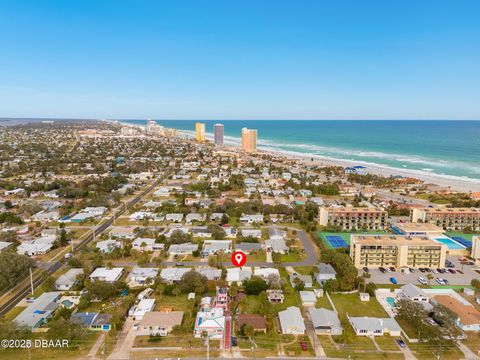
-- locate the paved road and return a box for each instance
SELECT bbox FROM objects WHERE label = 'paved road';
[0,179,162,316]
[375,189,434,207]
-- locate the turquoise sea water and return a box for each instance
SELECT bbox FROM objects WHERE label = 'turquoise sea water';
[121,120,480,184]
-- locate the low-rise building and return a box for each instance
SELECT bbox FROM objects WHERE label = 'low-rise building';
[318,206,387,230]
[202,240,232,256]
[350,234,446,269]
[160,267,191,283]
[278,306,306,335]
[90,267,124,283]
[348,316,401,336]
[168,243,198,255]
[55,268,83,291]
[129,267,159,285]
[315,263,337,285]
[138,311,184,336]
[308,308,343,335]
[266,289,284,303]
[14,292,62,328]
[237,314,267,333]
[411,207,480,231]
[434,295,480,331]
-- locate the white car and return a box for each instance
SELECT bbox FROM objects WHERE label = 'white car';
[435,278,446,285]
[432,269,438,274]
[418,276,427,285]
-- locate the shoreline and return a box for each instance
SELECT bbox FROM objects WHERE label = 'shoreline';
[117,120,480,193]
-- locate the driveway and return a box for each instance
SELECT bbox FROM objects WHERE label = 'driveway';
[108,317,136,360]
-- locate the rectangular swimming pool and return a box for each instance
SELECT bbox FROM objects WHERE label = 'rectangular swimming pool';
[433,237,466,250]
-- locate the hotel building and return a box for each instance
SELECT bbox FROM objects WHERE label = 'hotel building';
[241,128,257,153]
[318,206,387,230]
[214,124,224,145]
[410,207,480,231]
[350,234,446,269]
[195,122,206,142]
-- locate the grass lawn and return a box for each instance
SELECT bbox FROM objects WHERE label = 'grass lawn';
[0,333,100,360]
[318,336,403,359]
[3,306,26,321]
[462,333,480,354]
[154,294,195,312]
[330,293,389,318]
[293,266,316,275]
[279,252,307,263]
[133,334,204,348]
[410,340,464,360]
[315,296,333,310]
[131,349,220,359]
[374,336,399,351]
[283,335,315,357]
[329,293,389,352]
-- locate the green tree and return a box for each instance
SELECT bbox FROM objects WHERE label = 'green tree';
[178,270,208,294]
[244,277,268,295]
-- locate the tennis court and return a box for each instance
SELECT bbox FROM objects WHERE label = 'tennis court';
[318,232,351,249]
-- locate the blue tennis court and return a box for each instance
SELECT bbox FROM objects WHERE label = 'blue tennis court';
[326,235,348,248]
[451,236,472,248]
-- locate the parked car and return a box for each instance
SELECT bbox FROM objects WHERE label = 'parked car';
[432,269,438,274]
[396,338,407,348]
[419,268,426,273]
[363,267,369,273]
[409,268,416,273]
[426,318,437,326]
[437,268,446,274]
[418,276,427,285]
[26,297,35,303]
[389,267,396,272]
[379,267,386,273]
[435,278,446,285]
[385,267,392,273]
[231,337,238,347]
[447,268,456,274]
[457,270,464,274]
[390,277,398,285]
[300,341,307,351]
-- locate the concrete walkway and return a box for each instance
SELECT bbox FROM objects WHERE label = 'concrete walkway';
[458,341,480,360]
[87,332,105,359]
[107,317,135,360]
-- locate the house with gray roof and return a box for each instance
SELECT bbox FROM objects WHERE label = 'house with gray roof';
[308,308,343,335]
[202,240,232,256]
[14,292,62,328]
[290,274,313,288]
[315,263,337,285]
[55,268,83,291]
[168,243,198,255]
[196,267,222,281]
[348,316,402,336]
[400,283,429,303]
[263,238,288,254]
[278,306,306,335]
[235,242,262,254]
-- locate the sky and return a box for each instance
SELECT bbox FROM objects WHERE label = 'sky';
[0,0,479,120]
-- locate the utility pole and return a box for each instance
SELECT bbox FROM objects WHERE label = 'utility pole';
[29,267,34,295]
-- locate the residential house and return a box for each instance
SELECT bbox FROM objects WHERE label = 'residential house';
[129,267,159,285]
[308,308,343,335]
[96,239,121,253]
[160,267,191,283]
[138,311,184,336]
[348,316,402,336]
[90,267,124,283]
[197,267,222,281]
[267,289,284,304]
[300,291,317,306]
[240,214,264,224]
[237,314,267,333]
[400,284,429,303]
[434,295,480,331]
[128,298,156,320]
[14,292,62,328]
[168,243,198,255]
[72,312,112,331]
[110,226,137,240]
[55,268,83,291]
[202,240,232,256]
[226,267,252,285]
[278,306,306,335]
[132,238,164,252]
[165,213,184,223]
[185,213,206,224]
[241,228,262,238]
[235,242,262,254]
[290,274,313,288]
[315,263,337,285]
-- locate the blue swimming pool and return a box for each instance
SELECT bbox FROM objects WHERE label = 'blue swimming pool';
[433,237,466,250]
[386,297,396,308]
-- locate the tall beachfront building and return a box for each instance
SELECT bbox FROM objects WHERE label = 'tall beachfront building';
[195,122,205,142]
[410,207,480,231]
[241,128,257,152]
[214,124,224,145]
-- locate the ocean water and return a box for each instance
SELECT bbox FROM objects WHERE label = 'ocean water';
[121,120,480,184]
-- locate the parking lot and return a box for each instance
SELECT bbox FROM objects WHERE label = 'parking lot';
[366,255,480,286]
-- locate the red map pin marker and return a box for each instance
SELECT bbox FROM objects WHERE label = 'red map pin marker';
[231,251,247,267]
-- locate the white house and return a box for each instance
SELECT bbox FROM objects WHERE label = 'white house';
[278,306,306,335]
[202,240,232,256]
[55,268,83,290]
[241,228,262,238]
[300,291,317,306]
[348,316,402,336]
[160,267,191,283]
[128,298,156,320]
[226,267,252,285]
[308,308,343,335]
[132,238,164,252]
[96,240,121,253]
[168,243,198,255]
[165,213,184,222]
[90,267,124,283]
[240,214,264,223]
[129,267,159,285]
[400,284,429,303]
